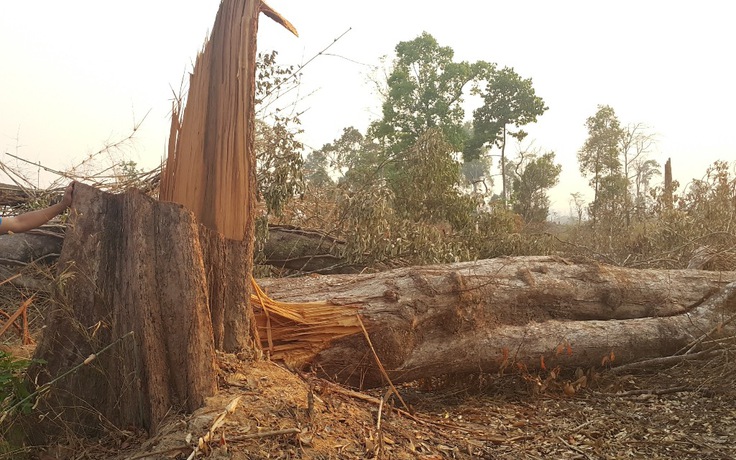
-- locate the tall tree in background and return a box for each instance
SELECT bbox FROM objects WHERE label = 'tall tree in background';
[619,123,657,224]
[465,67,547,208]
[370,32,490,157]
[304,126,366,186]
[631,157,661,218]
[577,105,625,227]
[509,150,562,223]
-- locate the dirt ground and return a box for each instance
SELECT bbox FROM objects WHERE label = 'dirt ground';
[2,282,735,460]
[5,347,729,460]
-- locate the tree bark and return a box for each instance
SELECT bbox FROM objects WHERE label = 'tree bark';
[199,225,255,352]
[256,256,736,388]
[0,223,363,277]
[260,225,364,274]
[29,184,217,435]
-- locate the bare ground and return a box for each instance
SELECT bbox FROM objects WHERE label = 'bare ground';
[4,349,730,460]
[2,285,735,460]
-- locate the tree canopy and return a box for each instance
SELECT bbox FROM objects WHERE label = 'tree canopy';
[369,32,490,156]
[466,66,548,206]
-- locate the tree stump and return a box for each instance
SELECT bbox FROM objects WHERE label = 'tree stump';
[30,184,217,434]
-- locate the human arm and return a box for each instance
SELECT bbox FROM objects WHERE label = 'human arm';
[0,182,74,234]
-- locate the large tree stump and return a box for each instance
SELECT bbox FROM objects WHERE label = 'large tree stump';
[30,184,217,434]
[256,257,736,388]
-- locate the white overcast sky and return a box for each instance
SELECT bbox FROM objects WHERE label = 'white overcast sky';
[2,1,734,216]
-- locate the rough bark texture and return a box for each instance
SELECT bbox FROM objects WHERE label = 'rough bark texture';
[199,225,254,352]
[664,157,673,209]
[0,223,363,277]
[30,184,217,434]
[159,0,290,351]
[0,229,64,290]
[257,256,736,388]
[261,225,364,274]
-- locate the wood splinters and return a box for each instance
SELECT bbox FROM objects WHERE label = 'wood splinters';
[260,1,299,37]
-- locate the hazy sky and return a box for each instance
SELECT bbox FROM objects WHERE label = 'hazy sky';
[2,1,734,215]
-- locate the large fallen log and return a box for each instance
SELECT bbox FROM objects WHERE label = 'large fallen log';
[256,257,736,388]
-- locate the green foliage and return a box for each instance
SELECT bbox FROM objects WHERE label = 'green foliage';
[254,51,305,216]
[325,128,479,266]
[0,351,38,417]
[559,160,736,270]
[577,105,625,226]
[679,160,736,232]
[461,156,493,194]
[465,67,548,162]
[304,127,367,186]
[630,157,661,218]
[269,35,734,275]
[388,128,476,227]
[255,119,304,216]
[370,32,490,156]
[509,151,562,223]
[465,67,547,207]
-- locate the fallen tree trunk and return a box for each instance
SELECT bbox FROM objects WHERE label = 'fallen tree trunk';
[260,225,364,274]
[0,223,362,278]
[256,257,736,388]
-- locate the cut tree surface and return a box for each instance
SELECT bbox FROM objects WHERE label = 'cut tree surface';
[256,257,736,387]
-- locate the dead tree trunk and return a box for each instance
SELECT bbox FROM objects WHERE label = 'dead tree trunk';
[30,184,217,434]
[261,225,364,274]
[160,0,296,352]
[256,256,736,388]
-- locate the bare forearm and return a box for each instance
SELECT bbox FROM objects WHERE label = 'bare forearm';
[0,182,75,235]
[10,202,68,233]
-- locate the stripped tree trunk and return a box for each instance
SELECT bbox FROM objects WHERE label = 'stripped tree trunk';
[160,0,296,351]
[27,0,298,436]
[30,184,217,434]
[256,257,736,388]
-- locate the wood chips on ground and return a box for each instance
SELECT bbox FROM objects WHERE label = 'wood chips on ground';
[11,346,732,460]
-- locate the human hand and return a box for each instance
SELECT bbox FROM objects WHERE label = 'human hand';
[61,181,75,208]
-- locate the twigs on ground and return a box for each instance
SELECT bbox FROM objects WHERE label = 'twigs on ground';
[0,295,34,344]
[186,396,242,460]
[610,349,720,375]
[613,385,691,397]
[227,427,301,442]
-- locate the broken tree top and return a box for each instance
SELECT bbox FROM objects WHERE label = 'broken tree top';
[160,0,296,240]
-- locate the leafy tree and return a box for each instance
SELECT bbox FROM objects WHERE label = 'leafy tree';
[577,105,625,226]
[619,123,657,224]
[388,127,476,227]
[630,157,661,217]
[304,126,366,186]
[509,151,562,223]
[255,119,304,216]
[466,67,548,207]
[462,157,493,195]
[370,32,492,157]
[253,51,305,216]
[302,148,331,187]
